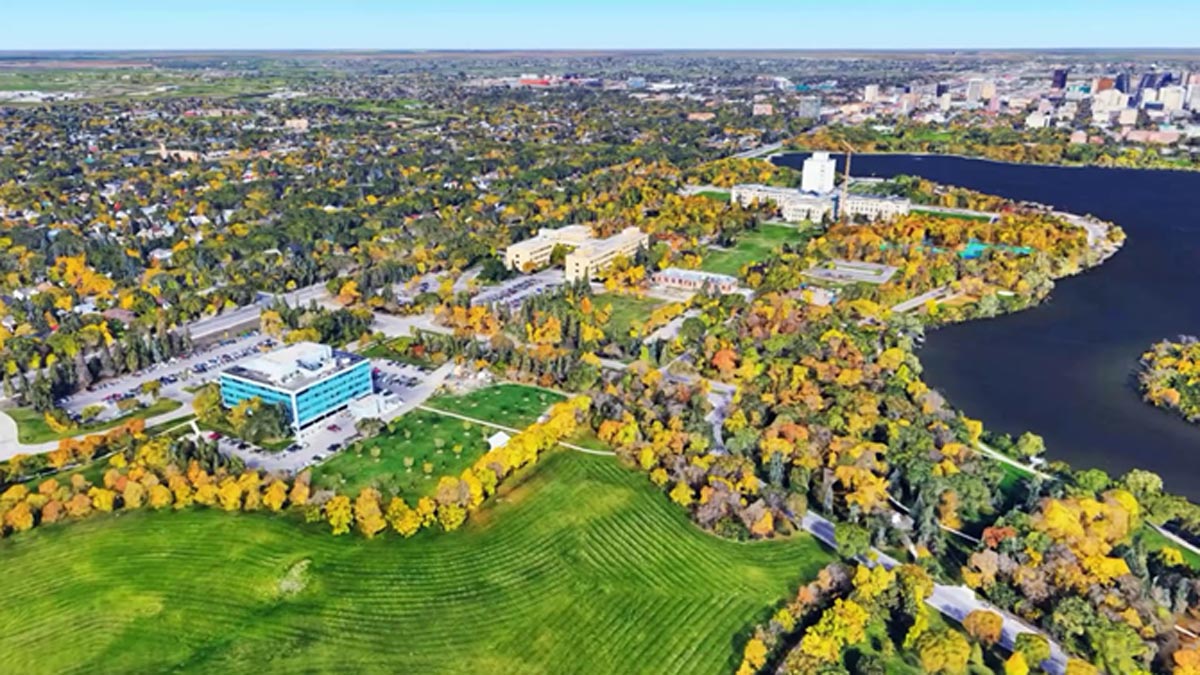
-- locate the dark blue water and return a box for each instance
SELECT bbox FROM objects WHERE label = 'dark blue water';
[775,153,1200,499]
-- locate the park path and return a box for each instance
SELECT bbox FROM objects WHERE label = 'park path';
[798,510,1069,674]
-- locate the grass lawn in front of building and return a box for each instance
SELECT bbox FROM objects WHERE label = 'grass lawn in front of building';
[312,408,494,498]
[7,398,183,445]
[424,383,566,428]
[700,223,813,276]
[590,293,667,340]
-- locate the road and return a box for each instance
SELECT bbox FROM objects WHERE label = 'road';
[890,286,957,314]
[731,141,783,160]
[188,282,333,341]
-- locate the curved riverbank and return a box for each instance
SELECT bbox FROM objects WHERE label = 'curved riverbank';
[776,153,1200,499]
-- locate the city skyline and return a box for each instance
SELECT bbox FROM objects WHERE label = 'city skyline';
[6,0,1200,51]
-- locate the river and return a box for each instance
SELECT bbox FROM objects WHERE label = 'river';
[774,153,1200,500]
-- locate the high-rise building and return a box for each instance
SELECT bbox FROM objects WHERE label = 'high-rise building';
[1160,86,1186,112]
[966,79,984,105]
[801,151,837,194]
[935,82,950,98]
[863,84,879,103]
[796,96,822,119]
[1052,68,1069,90]
[981,80,997,101]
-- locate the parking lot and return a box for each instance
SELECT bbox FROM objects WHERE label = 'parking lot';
[471,269,565,309]
[59,332,278,424]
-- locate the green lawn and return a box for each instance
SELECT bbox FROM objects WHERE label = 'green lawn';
[701,223,812,276]
[361,336,434,367]
[910,208,993,223]
[312,409,493,498]
[424,383,566,428]
[6,398,183,444]
[592,293,667,340]
[0,452,832,674]
[697,190,732,203]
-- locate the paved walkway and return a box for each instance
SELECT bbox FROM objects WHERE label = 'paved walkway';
[799,510,1068,674]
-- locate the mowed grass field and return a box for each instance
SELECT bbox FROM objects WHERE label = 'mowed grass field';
[0,452,832,674]
[591,293,666,339]
[700,223,812,276]
[311,409,492,497]
[424,383,566,428]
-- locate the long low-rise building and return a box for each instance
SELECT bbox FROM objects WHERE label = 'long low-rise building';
[731,184,835,223]
[651,267,740,294]
[219,341,372,431]
[565,227,649,282]
[503,225,594,271]
[842,194,912,221]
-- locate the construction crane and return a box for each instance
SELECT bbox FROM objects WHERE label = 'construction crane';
[839,141,855,222]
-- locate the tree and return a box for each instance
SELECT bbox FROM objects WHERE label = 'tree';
[325,495,353,535]
[1015,432,1045,459]
[263,480,288,512]
[437,503,467,531]
[289,473,311,507]
[354,488,386,539]
[2,501,34,533]
[355,417,386,438]
[669,481,694,508]
[386,497,421,537]
[836,523,872,559]
[148,484,173,509]
[192,384,223,424]
[1004,652,1030,675]
[1013,633,1050,668]
[963,609,1003,646]
[916,629,971,674]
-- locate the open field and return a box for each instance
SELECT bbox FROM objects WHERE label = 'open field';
[312,409,492,497]
[424,383,566,428]
[0,451,832,674]
[6,398,182,444]
[701,223,812,276]
[696,190,732,203]
[591,293,667,339]
[910,207,994,223]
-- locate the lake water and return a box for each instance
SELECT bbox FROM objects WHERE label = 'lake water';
[774,153,1200,500]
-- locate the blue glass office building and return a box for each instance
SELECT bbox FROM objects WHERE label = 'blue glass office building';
[219,342,372,431]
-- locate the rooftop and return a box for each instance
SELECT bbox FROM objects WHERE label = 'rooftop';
[222,341,365,392]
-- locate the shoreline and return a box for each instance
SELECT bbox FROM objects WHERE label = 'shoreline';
[774,148,1200,175]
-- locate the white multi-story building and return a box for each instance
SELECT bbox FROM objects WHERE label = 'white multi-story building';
[731,184,835,223]
[966,79,984,105]
[841,195,912,222]
[863,84,880,103]
[504,225,594,271]
[564,227,649,282]
[801,151,837,194]
[1160,86,1187,112]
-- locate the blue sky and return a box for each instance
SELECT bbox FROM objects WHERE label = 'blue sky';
[6,0,1199,51]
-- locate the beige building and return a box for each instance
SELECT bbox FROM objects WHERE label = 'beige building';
[731,184,835,223]
[504,225,593,271]
[564,227,649,282]
[504,225,649,281]
[842,195,912,222]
